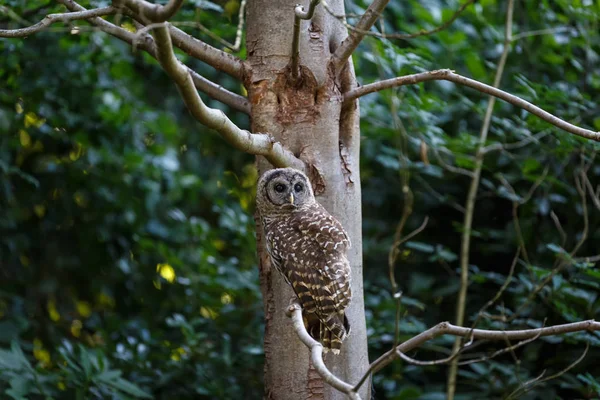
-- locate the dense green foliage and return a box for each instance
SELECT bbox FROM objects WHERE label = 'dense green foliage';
[1,0,599,399]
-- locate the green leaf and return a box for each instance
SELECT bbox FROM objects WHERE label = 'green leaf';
[108,377,153,399]
[546,243,566,254]
[522,158,541,174]
[405,241,435,253]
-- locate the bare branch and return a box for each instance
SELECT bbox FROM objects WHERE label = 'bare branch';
[291,0,321,80]
[231,0,246,51]
[496,167,549,265]
[512,26,572,41]
[169,24,246,79]
[581,167,600,211]
[286,302,360,400]
[392,217,429,251]
[506,343,589,399]
[395,341,469,366]
[189,69,250,114]
[331,0,390,74]
[550,210,567,247]
[483,130,550,154]
[406,320,599,349]
[571,167,589,256]
[362,319,599,391]
[0,6,116,38]
[119,1,246,79]
[284,302,593,399]
[415,175,466,213]
[150,23,301,168]
[118,0,184,22]
[344,69,600,142]
[458,326,543,366]
[431,146,476,178]
[470,247,520,329]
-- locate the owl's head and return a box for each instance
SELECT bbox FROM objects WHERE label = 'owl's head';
[256,168,315,214]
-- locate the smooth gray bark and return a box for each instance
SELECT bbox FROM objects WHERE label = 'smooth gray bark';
[245,0,369,398]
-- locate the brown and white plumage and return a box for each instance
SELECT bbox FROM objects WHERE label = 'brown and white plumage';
[256,168,352,354]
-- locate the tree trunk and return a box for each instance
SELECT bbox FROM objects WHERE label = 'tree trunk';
[245,0,369,398]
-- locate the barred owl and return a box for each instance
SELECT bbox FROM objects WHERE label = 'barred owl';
[256,168,351,354]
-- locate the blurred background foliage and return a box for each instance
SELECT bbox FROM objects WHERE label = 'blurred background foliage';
[0,0,599,399]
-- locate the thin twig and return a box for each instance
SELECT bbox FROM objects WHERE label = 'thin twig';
[506,343,589,399]
[395,338,474,366]
[431,146,476,178]
[0,6,115,37]
[469,247,520,330]
[512,26,572,41]
[357,319,600,393]
[457,329,542,366]
[54,0,250,113]
[496,167,549,266]
[344,69,600,142]
[550,210,567,247]
[570,167,589,257]
[483,130,550,154]
[403,320,599,348]
[415,175,466,213]
[188,0,246,51]
[581,164,600,211]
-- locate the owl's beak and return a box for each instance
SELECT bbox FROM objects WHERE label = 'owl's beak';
[288,193,295,205]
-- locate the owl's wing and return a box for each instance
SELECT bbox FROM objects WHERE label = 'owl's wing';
[284,255,351,315]
[291,203,351,253]
[286,203,352,314]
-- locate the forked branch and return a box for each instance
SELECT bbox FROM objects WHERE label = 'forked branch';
[150,24,301,168]
[356,320,599,395]
[344,69,600,141]
[118,0,244,80]
[46,0,250,113]
[288,299,599,399]
[118,0,246,79]
[0,0,249,112]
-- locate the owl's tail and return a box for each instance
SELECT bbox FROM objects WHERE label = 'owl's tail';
[307,312,350,354]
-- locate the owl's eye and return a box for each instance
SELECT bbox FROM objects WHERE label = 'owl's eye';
[274,183,286,193]
[294,183,304,192]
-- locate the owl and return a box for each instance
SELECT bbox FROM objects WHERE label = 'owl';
[256,168,351,354]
